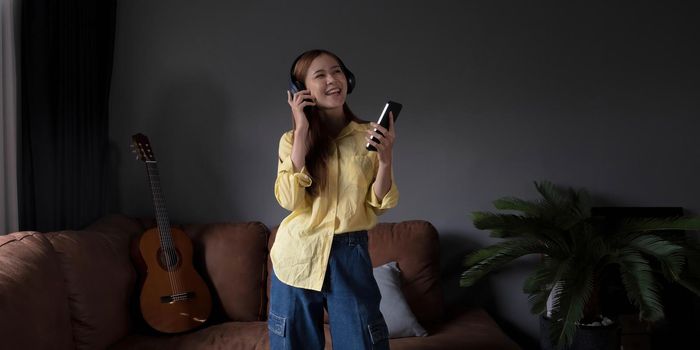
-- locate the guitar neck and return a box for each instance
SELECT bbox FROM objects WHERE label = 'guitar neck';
[145,161,174,246]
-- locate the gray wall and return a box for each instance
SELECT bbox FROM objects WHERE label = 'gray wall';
[109,0,700,347]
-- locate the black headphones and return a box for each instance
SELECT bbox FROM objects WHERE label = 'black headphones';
[288,50,356,95]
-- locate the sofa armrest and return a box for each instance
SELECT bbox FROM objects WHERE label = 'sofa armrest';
[0,232,75,349]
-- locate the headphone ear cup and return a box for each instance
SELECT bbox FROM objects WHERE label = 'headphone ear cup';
[289,79,305,95]
[289,52,306,95]
[344,68,355,94]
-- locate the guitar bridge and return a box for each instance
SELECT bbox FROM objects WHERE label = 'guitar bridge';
[160,292,195,303]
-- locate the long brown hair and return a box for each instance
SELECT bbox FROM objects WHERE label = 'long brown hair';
[291,49,367,196]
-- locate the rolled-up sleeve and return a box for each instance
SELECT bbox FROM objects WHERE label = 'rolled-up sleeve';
[366,172,399,216]
[274,131,312,211]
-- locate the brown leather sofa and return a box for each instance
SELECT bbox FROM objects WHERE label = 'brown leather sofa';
[0,214,520,350]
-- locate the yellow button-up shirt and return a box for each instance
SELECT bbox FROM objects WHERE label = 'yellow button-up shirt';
[271,120,399,291]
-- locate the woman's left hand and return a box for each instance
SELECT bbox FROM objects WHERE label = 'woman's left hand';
[366,111,396,166]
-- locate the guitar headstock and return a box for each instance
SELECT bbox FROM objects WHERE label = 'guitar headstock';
[131,133,156,162]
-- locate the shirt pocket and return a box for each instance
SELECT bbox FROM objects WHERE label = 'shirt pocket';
[351,154,375,186]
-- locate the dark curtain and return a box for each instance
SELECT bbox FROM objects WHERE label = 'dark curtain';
[20,0,116,231]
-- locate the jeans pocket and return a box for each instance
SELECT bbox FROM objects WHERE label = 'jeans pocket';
[367,316,389,345]
[268,311,287,337]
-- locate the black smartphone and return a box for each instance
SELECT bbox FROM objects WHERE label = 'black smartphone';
[366,100,402,151]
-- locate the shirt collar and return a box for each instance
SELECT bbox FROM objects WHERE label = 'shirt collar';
[336,120,365,139]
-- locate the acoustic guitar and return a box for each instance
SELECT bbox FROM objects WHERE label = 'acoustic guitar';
[130,133,212,333]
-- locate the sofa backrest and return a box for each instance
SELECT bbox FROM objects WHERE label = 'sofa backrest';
[0,232,75,350]
[266,220,445,329]
[48,214,144,350]
[182,221,270,323]
[2,215,444,348]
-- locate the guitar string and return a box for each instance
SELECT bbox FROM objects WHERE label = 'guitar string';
[154,165,182,296]
[154,165,183,296]
[148,163,179,296]
[148,164,175,295]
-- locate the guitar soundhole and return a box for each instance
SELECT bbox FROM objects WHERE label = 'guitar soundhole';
[157,247,182,271]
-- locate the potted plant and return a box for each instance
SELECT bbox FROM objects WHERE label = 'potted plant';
[460,181,700,349]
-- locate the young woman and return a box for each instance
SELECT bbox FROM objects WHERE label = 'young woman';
[269,49,399,350]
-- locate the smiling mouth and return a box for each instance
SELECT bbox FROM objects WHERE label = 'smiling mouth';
[325,88,341,96]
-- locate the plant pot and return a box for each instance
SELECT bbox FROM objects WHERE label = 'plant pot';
[539,315,620,350]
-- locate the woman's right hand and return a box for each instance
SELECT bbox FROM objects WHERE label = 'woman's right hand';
[287,89,315,129]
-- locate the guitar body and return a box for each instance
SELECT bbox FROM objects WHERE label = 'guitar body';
[136,226,212,333]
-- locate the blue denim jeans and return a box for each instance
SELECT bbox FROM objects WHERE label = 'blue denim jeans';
[268,230,390,350]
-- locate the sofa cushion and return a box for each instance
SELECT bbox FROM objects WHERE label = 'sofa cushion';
[185,222,269,322]
[110,320,335,350]
[110,311,520,350]
[373,261,428,338]
[368,221,445,329]
[0,232,75,350]
[46,228,139,350]
[388,308,521,350]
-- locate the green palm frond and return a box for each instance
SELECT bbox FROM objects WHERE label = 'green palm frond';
[629,235,685,281]
[534,181,592,229]
[524,256,567,294]
[569,188,592,219]
[472,212,573,254]
[471,212,527,236]
[471,212,550,238]
[524,266,552,295]
[617,249,665,322]
[526,258,572,316]
[549,263,595,348]
[463,242,507,267]
[529,286,553,316]
[535,181,569,210]
[570,221,603,254]
[460,238,545,287]
[492,197,541,216]
[618,217,700,235]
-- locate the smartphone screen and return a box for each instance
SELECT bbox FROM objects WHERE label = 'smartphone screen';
[366,100,402,151]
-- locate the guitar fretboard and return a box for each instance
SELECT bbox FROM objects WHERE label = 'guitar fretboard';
[145,161,176,254]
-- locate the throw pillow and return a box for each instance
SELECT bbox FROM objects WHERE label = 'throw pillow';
[373,261,428,338]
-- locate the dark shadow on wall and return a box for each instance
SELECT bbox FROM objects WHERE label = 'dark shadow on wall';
[486,261,542,350]
[439,230,540,350]
[439,231,493,309]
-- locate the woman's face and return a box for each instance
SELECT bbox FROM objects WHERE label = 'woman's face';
[303,54,348,112]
